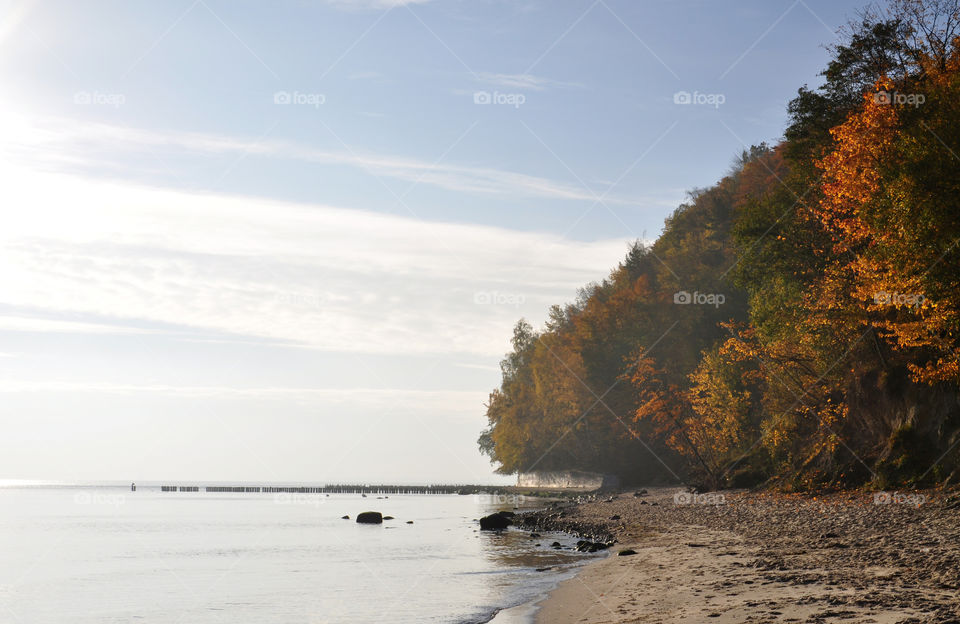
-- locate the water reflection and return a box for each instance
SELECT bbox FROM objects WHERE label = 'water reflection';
[475,497,601,570]
[480,528,595,568]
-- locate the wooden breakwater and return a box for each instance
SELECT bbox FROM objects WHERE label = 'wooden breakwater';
[158,484,505,495]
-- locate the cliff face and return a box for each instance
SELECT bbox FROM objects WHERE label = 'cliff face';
[517,471,619,490]
[844,367,960,486]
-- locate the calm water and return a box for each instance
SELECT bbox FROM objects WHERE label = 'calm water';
[0,485,596,623]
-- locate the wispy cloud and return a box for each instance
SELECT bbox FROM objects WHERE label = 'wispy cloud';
[2,112,635,204]
[0,160,630,356]
[0,315,160,336]
[476,72,584,91]
[0,379,483,409]
[322,0,436,10]
[348,70,385,80]
[454,362,501,372]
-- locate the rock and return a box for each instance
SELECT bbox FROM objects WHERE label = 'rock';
[551,541,562,549]
[610,514,621,521]
[341,515,350,520]
[619,549,638,556]
[576,540,612,553]
[479,511,512,530]
[356,511,383,524]
[406,520,414,524]
[383,516,394,520]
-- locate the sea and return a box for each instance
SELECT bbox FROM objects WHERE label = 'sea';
[0,482,601,623]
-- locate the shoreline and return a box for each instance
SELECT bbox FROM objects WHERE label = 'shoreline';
[485,561,589,624]
[484,493,618,624]
[514,487,960,623]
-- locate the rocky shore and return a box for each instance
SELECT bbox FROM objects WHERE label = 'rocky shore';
[519,487,960,623]
[515,504,617,546]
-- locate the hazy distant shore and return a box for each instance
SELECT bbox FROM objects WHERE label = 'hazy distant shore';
[519,487,960,623]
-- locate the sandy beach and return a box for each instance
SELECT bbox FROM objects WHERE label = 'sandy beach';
[522,488,960,623]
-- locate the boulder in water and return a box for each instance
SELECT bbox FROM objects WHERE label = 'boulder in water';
[356,511,383,524]
[479,511,513,530]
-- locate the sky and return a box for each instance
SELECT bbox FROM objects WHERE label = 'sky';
[0,0,868,484]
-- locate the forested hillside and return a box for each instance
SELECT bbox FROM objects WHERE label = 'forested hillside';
[480,0,960,490]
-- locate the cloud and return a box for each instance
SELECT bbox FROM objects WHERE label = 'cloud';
[349,71,385,80]
[323,0,434,8]
[0,379,482,406]
[0,315,160,335]
[0,161,631,356]
[476,72,584,91]
[454,362,501,372]
[0,112,638,205]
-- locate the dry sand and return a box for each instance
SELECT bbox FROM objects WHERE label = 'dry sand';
[525,488,960,624]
